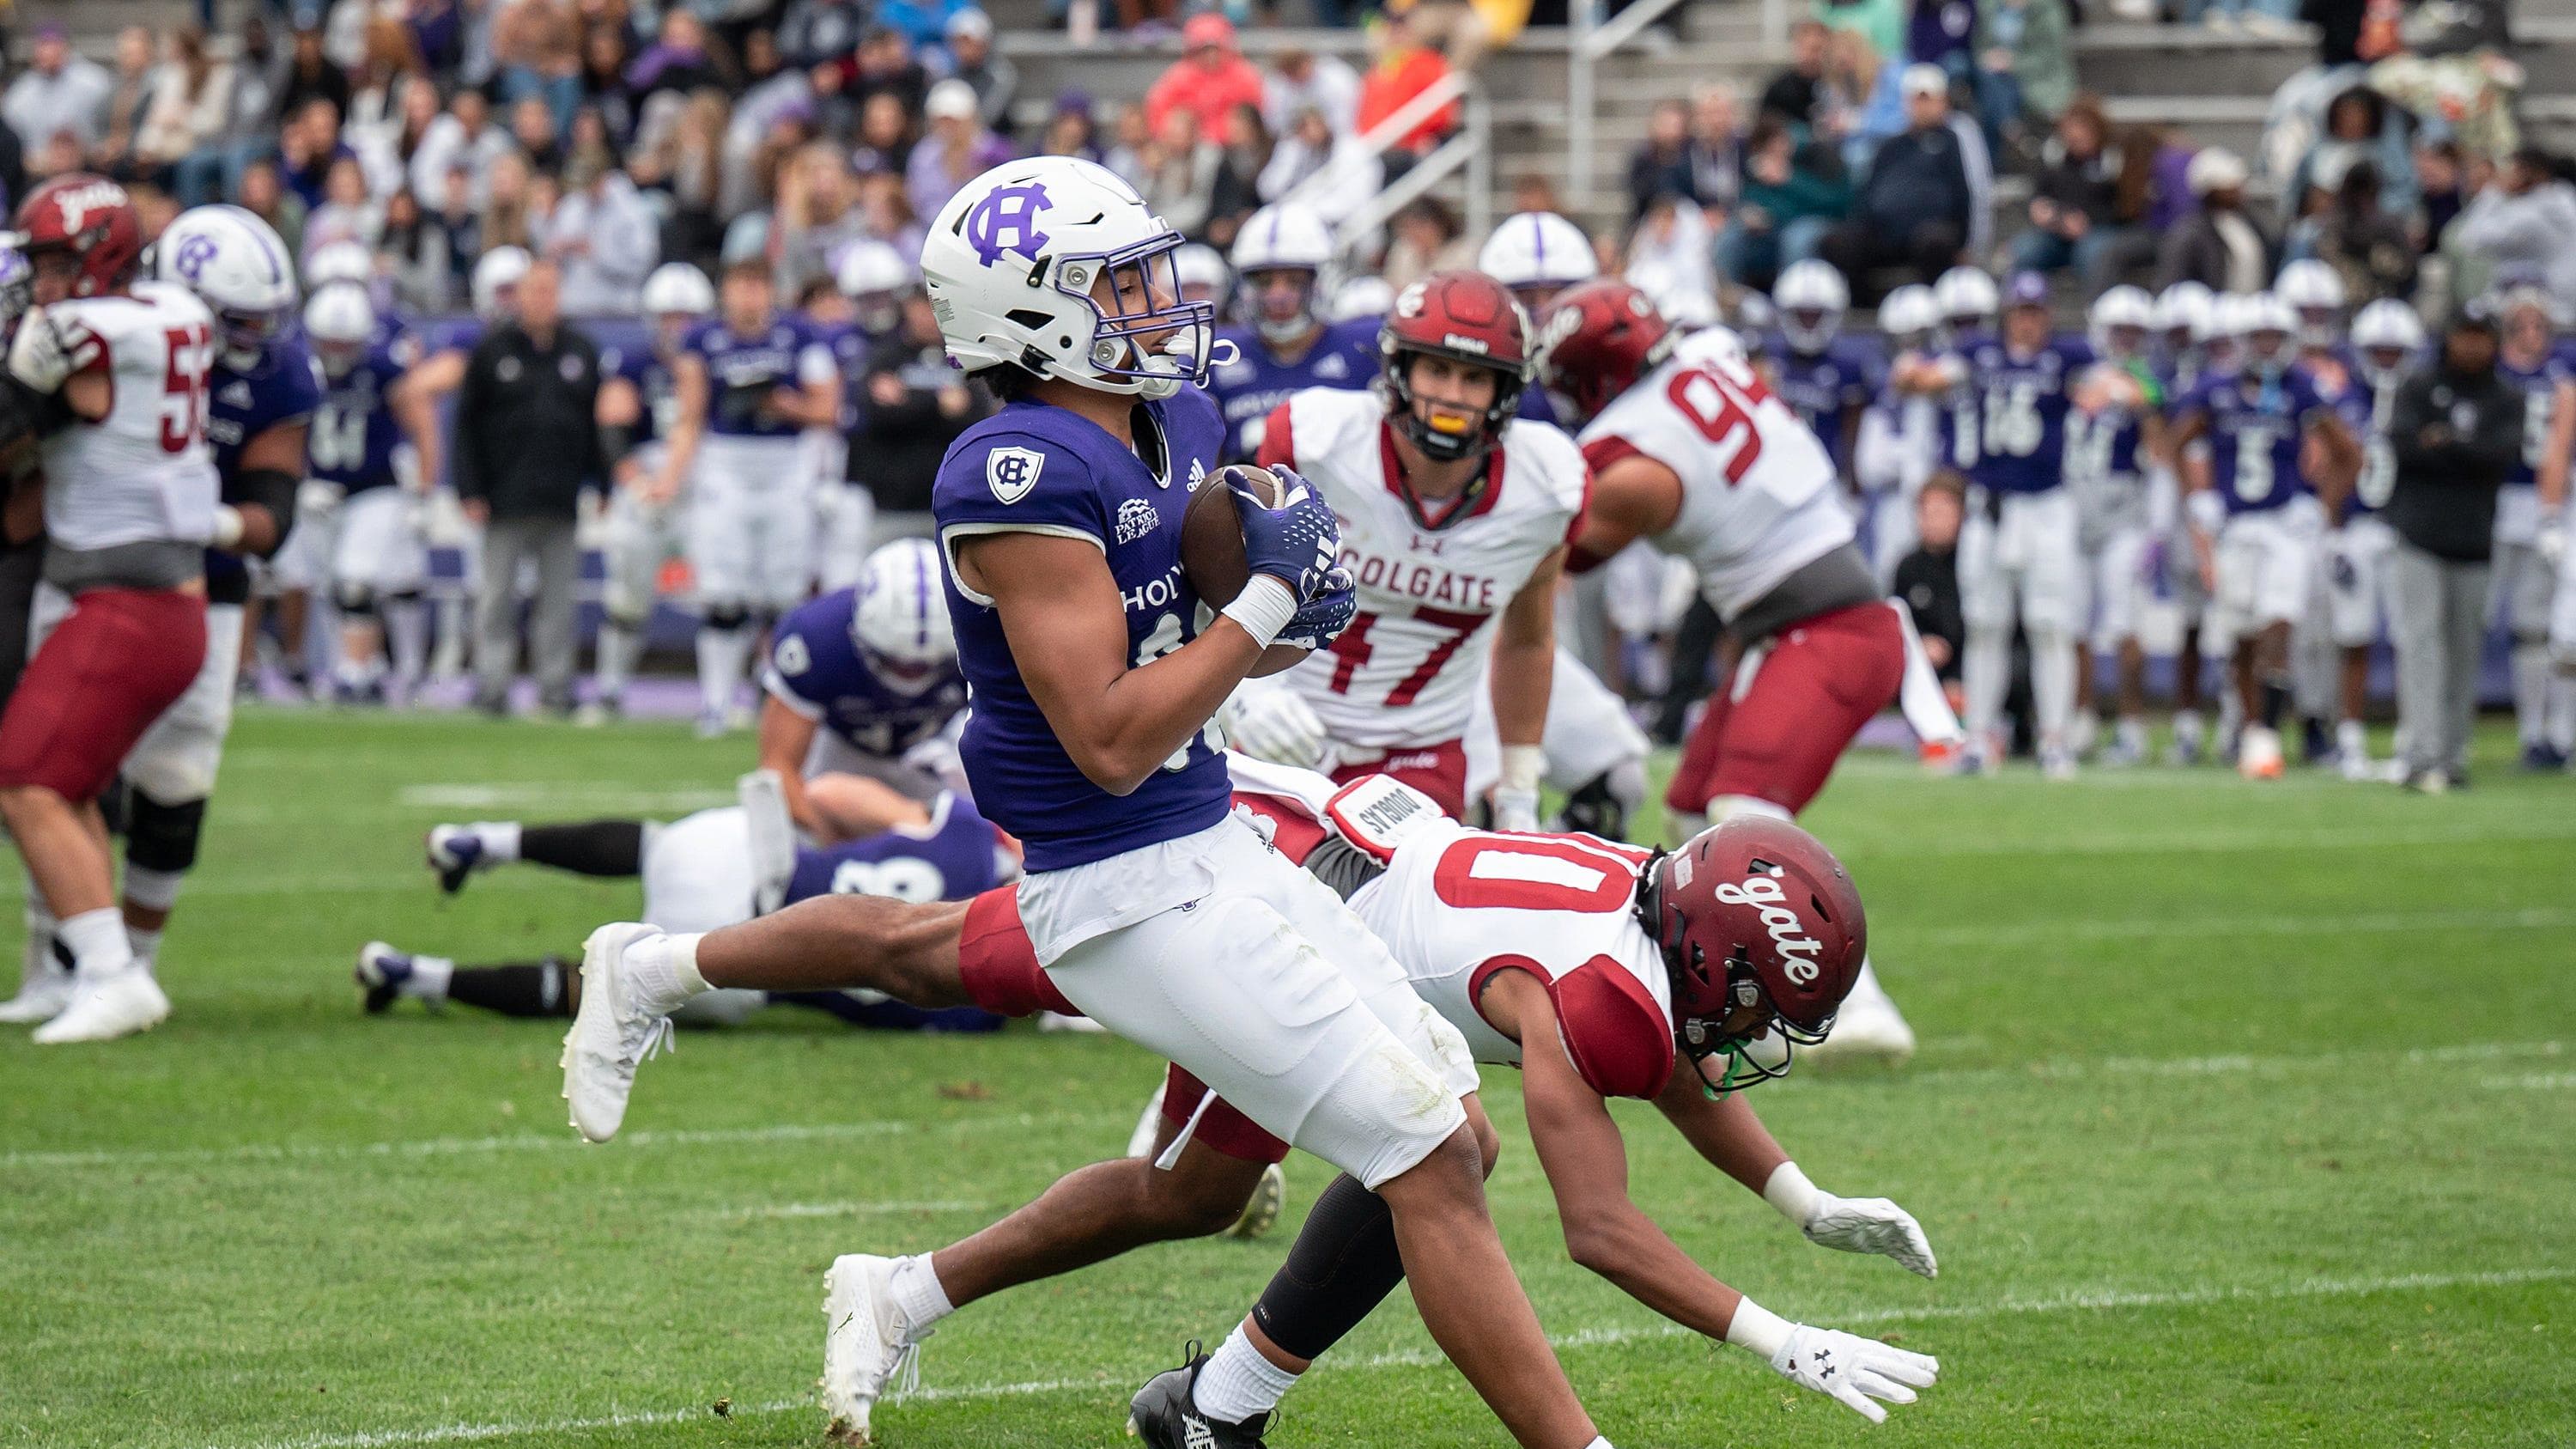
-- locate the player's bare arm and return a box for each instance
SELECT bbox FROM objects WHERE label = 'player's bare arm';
[951,530,1265,795]
[387,371,440,493]
[754,696,828,836]
[653,353,708,504]
[2304,409,2363,518]
[1567,454,1683,569]
[2538,378,2576,509]
[768,374,841,430]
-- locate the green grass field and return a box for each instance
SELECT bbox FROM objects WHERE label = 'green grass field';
[5,708,2573,1449]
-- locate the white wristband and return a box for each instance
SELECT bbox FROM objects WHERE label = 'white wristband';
[210,505,246,551]
[2185,490,2226,535]
[1724,1296,1795,1360]
[1221,575,1298,649]
[1763,1160,1823,1226]
[1498,744,1545,795]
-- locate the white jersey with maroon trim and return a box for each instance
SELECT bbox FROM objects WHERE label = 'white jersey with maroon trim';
[1256,386,1587,752]
[1351,817,1679,1100]
[39,282,221,551]
[1579,349,1853,621]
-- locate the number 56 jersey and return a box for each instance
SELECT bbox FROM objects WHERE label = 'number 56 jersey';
[1255,387,1588,752]
[1352,816,1680,1099]
[1577,345,1853,621]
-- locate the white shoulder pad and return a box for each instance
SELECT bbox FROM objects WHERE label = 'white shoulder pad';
[1324,774,1447,865]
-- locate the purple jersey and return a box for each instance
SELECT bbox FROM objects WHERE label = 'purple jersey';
[2498,355,2570,488]
[762,587,968,757]
[308,343,411,494]
[1207,319,1379,461]
[2175,367,2334,515]
[599,339,682,447]
[1762,335,1880,472]
[2348,372,2403,516]
[1946,337,2096,495]
[204,341,324,606]
[933,386,1233,872]
[421,315,484,357]
[683,314,838,440]
[785,791,1002,906]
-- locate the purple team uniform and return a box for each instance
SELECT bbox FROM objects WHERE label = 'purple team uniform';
[1763,335,1880,474]
[204,342,324,606]
[762,587,969,759]
[1947,338,2097,494]
[1206,319,1379,461]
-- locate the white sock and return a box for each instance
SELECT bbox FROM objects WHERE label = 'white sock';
[2117,715,2147,754]
[2512,641,2549,745]
[384,595,428,689]
[1582,1438,1616,1449]
[122,863,185,914]
[125,925,162,973]
[473,822,523,863]
[1962,626,2011,745]
[888,1254,954,1337]
[1194,1325,1300,1423]
[2028,630,2075,748]
[696,623,752,716]
[629,930,713,1015]
[56,908,135,981]
[408,953,455,1002]
[2336,718,2366,756]
[595,618,642,701]
[21,900,58,984]
[2173,708,2203,748]
[2549,675,2576,753]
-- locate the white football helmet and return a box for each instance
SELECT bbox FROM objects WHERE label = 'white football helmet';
[306,240,374,293]
[2234,290,2296,373]
[851,538,957,692]
[1935,265,1999,338]
[1477,210,1598,310]
[2349,297,2426,387]
[0,246,29,330]
[1175,242,1230,308]
[1878,283,1941,351]
[1230,203,1337,344]
[832,242,911,335]
[156,204,300,371]
[920,155,1212,400]
[2274,259,2347,349]
[471,245,532,320]
[643,260,715,318]
[2087,284,2155,360]
[303,283,376,379]
[1772,259,1848,354]
[2154,279,2217,350]
[1327,273,1395,323]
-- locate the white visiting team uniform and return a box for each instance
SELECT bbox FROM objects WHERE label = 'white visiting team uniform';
[1580,345,1856,620]
[39,284,222,555]
[1259,386,1588,771]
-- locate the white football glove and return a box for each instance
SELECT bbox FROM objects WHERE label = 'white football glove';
[7,305,75,393]
[1802,1193,1940,1279]
[1765,1324,1941,1424]
[1489,787,1542,832]
[298,478,347,520]
[1221,684,1328,769]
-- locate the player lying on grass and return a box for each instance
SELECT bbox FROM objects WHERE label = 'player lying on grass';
[368,771,1022,1033]
[565,760,1940,1443]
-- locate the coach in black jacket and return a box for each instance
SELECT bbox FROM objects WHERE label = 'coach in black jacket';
[2382,305,2523,790]
[453,259,605,717]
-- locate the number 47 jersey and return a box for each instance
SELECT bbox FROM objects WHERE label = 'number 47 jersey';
[1256,387,1589,752]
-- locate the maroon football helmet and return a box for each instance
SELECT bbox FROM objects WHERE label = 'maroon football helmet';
[13,174,142,302]
[1643,813,1866,1093]
[1377,269,1531,469]
[1535,279,1674,424]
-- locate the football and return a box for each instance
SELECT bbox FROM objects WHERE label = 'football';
[1181,463,1310,677]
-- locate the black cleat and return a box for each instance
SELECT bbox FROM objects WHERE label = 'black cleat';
[1127,1344,1271,1448]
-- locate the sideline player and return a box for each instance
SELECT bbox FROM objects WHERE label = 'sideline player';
[589,261,711,721]
[1540,280,1949,1061]
[562,155,1619,1449]
[0,176,219,1042]
[2493,285,2576,766]
[2171,292,2361,779]
[2068,285,2164,766]
[577,766,1940,1440]
[2323,299,2423,780]
[1854,283,1944,583]
[369,772,1008,1032]
[1204,203,1378,461]
[301,283,435,702]
[1225,270,1580,827]
[653,259,842,734]
[1761,260,1874,487]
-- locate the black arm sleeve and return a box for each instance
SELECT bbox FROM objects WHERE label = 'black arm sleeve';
[598,421,635,464]
[0,371,74,449]
[229,467,301,559]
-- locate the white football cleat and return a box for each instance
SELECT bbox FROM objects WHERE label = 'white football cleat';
[32,968,171,1044]
[823,1253,928,1445]
[1227,1162,1287,1239]
[0,965,75,1024]
[559,922,677,1142]
[1802,964,1916,1068]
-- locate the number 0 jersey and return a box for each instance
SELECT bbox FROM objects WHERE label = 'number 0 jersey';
[1578,349,1855,621]
[933,387,1232,873]
[40,281,222,551]
[1255,387,1587,752]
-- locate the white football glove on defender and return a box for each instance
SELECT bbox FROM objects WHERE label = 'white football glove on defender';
[1220,683,1329,770]
[1765,1323,1941,1423]
[7,305,76,393]
[1765,1162,1939,1277]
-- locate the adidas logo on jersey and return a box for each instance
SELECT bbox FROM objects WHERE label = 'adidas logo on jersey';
[1712,872,1826,983]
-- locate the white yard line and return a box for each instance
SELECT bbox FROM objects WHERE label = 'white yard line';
[1905,904,2576,947]
[192,1265,2576,1449]
[2479,1073,2576,1090]
[695,1199,993,1221]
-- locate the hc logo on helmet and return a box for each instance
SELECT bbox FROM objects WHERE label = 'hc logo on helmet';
[966,182,1052,267]
[173,233,219,283]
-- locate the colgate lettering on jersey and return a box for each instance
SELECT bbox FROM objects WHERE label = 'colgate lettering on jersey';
[1340,540,1501,612]
[1713,871,1824,983]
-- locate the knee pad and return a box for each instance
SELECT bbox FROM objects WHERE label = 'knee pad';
[125,789,209,874]
[333,581,377,618]
[702,602,750,632]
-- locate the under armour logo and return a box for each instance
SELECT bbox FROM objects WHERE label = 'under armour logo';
[173,234,218,281]
[966,182,1052,267]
